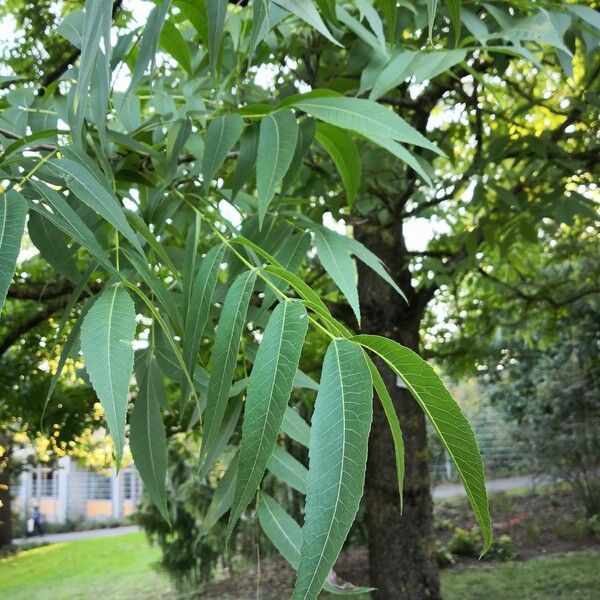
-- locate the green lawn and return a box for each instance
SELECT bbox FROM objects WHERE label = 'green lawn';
[1,533,598,599]
[0,532,171,600]
[442,551,600,600]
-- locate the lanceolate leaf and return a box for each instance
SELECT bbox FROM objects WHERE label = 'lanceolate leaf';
[314,228,361,325]
[227,300,308,535]
[232,124,258,200]
[81,285,136,465]
[130,357,169,521]
[202,114,244,192]
[267,445,307,494]
[282,406,311,447]
[259,492,302,569]
[250,0,270,55]
[128,0,171,93]
[368,135,433,186]
[28,211,80,284]
[199,453,239,536]
[293,95,441,155]
[351,334,492,551]
[332,229,406,300]
[427,0,439,41]
[366,356,404,510]
[159,19,192,74]
[0,191,27,315]
[256,110,298,226]
[182,243,226,401]
[274,0,341,46]
[259,493,373,595]
[200,269,257,467]
[315,122,361,206]
[281,118,316,195]
[447,0,462,42]
[207,0,228,73]
[29,182,116,276]
[49,158,144,255]
[293,340,373,600]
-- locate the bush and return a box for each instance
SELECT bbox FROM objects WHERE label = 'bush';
[434,542,455,568]
[485,534,518,562]
[448,527,481,557]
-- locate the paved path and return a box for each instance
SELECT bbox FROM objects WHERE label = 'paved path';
[13,475,541,545]
[14,524,140,545]
[433,474,541,499]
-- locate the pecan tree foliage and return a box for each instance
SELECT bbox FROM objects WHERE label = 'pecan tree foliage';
[1,1,599,597]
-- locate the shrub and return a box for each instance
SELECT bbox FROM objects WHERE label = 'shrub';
[448,527,481,557]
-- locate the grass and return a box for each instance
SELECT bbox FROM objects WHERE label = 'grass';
[0,532,171,600]
[442,551,600,599]
[1,532,598,599]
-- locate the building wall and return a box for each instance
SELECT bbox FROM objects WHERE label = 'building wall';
[14,457,142,525]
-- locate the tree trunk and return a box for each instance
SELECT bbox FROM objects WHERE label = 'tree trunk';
[355,223,440,600]
[0,432,13,547]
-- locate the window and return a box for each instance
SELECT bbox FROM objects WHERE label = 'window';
[123,470,133,500]
[87,472,111,500]
[31,469,56,498]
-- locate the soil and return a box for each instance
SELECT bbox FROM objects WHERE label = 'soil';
[199,487,600,599]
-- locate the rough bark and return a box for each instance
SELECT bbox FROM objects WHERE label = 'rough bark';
[0,432,13,547]
[355,222,440,600]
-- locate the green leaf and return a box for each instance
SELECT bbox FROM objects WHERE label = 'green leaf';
[227,300,308,535]
[267,445,307,494]
[29,182,116,276]
[366,356,404,510]
[447,0,462,41]
[314,228,361,325]
[259,492,373,595]
[199,453,239,536]
[570,5,600,33]
[182,243,226,401]
[57,8,84,48]
[0,191,27,315]
[232,125,258,201]
[376,0,398,41]
[199,400,243,479]
[275,0,341,46]
[81,285,136,465]
[128,0,171,92]
[427,0,438,41]
[264,264,349,338]
[159,19,192,74]
[49,158,144,255]
[257,110,299,226]
[28,211,80,284]
[250,0,271,55]
[281,118,317,195]
[74,0,110,114]
[370,50,466,100]
[315,122,361,206]
[207,0,228,73]
[259,492,302,568]
[333,229,406,300]
[282,406,311,447]
[202,114,244,192]
[200,270,257,466]
[351,334,492,551]
[120,249,182,329]
[130,356,169,521]
[293,95,441,155]
[368,134,433,186]
[293,339,373,600]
